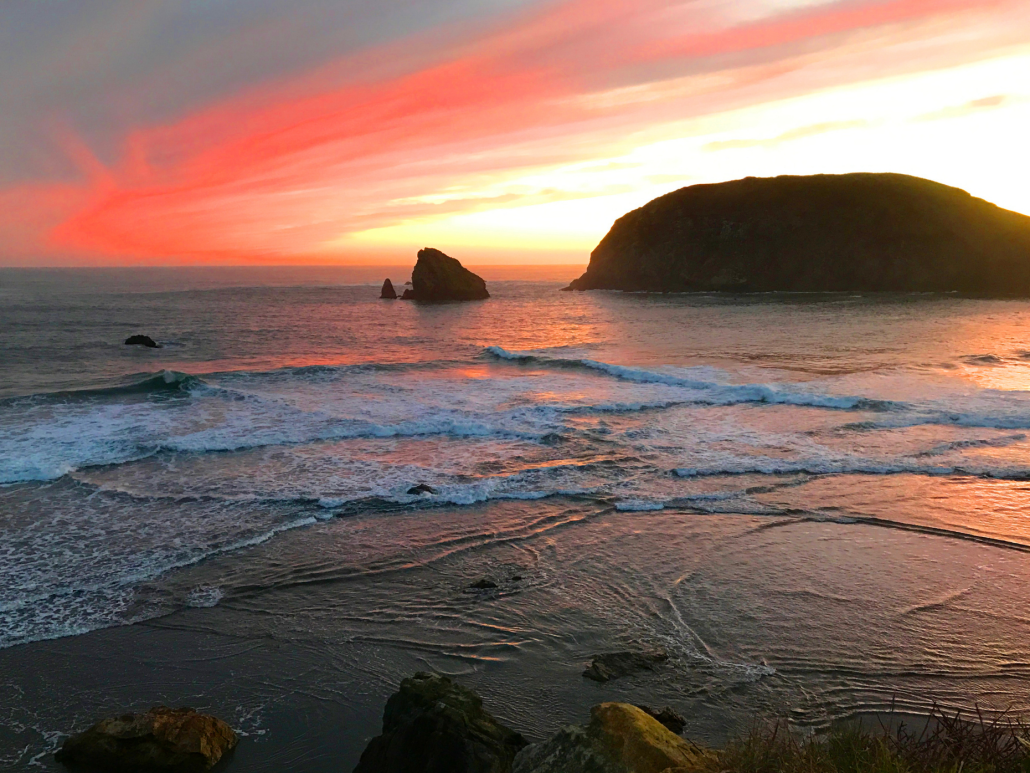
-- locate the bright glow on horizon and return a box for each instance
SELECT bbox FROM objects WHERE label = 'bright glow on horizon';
[340,53,1030,260]
[2,0,1028,265]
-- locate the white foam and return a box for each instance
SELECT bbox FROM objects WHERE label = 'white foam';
[615,500,666,512]
[186,585,224,608]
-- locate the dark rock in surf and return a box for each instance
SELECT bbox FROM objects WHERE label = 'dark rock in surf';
[407,483,437,495]
[54,706,237,772]
[634,705,686,735]
[125,334,160,348]
[583,649,669,683]
[353,672,527,773]
[564,173,1030,295]
[404,248,490,301]
[401,289,415,300]
[381,279,398,299]
[469,578,498,590]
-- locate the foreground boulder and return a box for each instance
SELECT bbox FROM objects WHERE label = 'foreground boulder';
[513,702,709,773]
[54,706,236,772]
[125,334,160,348]
[381,279,398,299]
[403,248,489,301]
[583,648,669,683]
[565,173,1030,295]
[354,672,527,773]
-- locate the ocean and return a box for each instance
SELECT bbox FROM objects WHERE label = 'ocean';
[5,266,1030,769]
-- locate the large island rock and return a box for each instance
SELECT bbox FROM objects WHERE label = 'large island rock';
[405,248,490,301]
[513,702,709,773]
[564,174,1030,295]
[54,706,237,772]
[354,672,527,773]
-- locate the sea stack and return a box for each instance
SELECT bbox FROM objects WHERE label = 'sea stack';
[401,248,490,301]
[380,278,398,299]
[564,173,1030,295]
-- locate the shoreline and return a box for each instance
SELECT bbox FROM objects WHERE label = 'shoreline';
[6,498,1030,770]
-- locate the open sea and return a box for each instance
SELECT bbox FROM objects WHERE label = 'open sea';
[6,265,1030,769]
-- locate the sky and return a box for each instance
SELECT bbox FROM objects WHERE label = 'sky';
[1,0,1028,266]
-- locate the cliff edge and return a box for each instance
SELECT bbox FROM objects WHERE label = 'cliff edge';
[565,174,1030,295]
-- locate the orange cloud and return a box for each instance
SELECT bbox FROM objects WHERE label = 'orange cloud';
[2,0,1027,264]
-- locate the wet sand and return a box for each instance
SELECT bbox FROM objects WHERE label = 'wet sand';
[5,498,1030,770]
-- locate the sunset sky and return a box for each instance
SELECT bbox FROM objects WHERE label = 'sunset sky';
[2,0,1028,266]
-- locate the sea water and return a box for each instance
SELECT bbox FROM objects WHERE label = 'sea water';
[5,266,1030,769]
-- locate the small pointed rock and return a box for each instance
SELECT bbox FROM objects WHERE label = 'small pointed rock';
[381,278,397,299]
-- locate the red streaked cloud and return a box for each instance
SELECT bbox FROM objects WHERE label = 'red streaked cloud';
[2,0,1028,265]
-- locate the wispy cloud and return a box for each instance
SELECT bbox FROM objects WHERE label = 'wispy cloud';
[704,119,869,151]
[914,94,1013,122]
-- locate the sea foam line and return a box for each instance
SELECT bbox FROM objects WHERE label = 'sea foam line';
[485,346,897,412]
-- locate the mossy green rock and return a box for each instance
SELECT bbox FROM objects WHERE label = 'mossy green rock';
[513,702,710,773]
[408,248,490,301]
[354,672,527,773]
[565,174,1030,295]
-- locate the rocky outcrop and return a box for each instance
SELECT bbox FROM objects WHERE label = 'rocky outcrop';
[403,248,489,301]
[565,174,1030,295]
[54,706,237,772]
[381,279,398,299]
[635,705,686,735]
[513,702,710,773]
[125,334,160,348]
[353,672,527,773]
[583,649,669,683]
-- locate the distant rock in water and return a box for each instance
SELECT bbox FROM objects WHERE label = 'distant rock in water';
[54,706,237,772]
[564,174,1030,294]
[380,278,398,299]
[354,672,527,773]
[125,334,160,348]
[403,247,490,301]
[407,483,436,495]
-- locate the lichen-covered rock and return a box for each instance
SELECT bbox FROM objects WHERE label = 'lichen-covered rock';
[406,248,489,301]
[513,702,709,773]
[54,706,237,772]
[565,174,1030,295]
[354,672,527,773]
[381,279,398,299]
[583,649,669,683]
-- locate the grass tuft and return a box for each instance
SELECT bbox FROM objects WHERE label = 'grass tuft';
[703,704,1030,773]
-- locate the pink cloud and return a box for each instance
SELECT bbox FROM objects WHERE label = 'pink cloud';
[2,0,1026,263]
